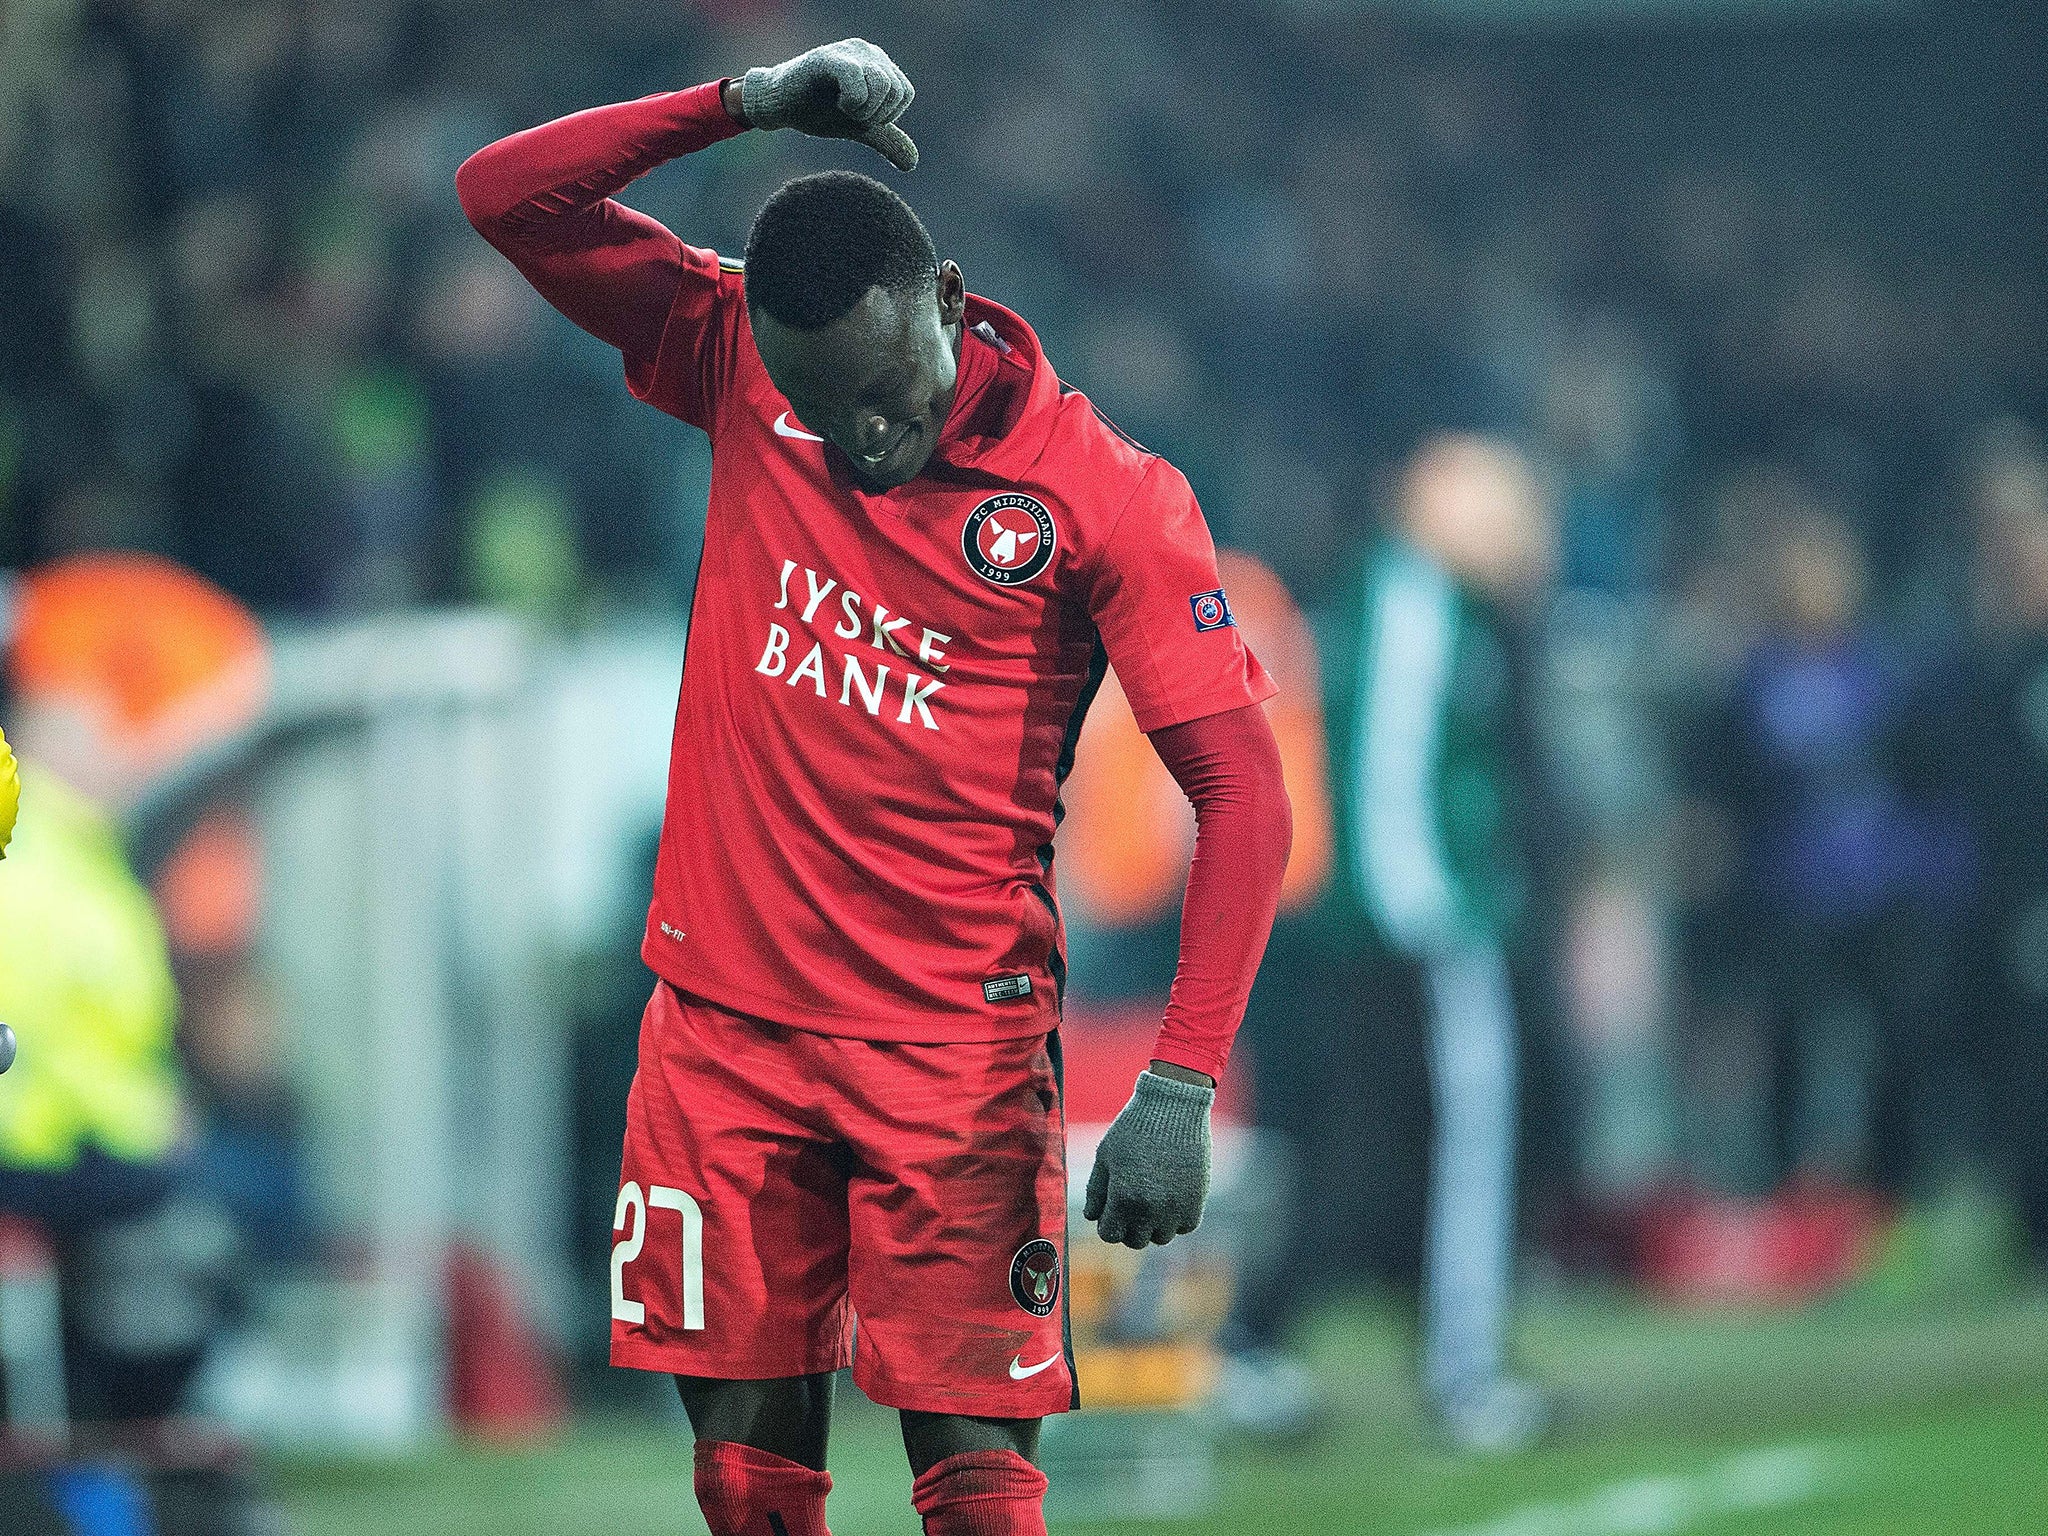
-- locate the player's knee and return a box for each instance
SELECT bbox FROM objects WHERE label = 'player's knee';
[693,1438,833,1536]
[910,1445,1049,1536]
[900,1409,1041,1476]
[676,1373,835,1470]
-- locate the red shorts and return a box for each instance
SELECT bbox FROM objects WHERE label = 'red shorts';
[610,983,1075,1418]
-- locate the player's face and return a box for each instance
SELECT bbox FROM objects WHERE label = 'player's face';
[754,260,969,491]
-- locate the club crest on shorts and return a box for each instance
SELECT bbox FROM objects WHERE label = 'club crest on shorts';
[963,494,1056,585]
[1009,1238,1062,1316]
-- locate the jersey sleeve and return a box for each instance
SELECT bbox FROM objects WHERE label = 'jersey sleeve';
[1087,458,1278,733]
[455,82,751,434]
[624,249,748,435]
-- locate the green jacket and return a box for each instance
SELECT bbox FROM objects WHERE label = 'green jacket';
[1318,536,1528,954]
[0,764,184,1170]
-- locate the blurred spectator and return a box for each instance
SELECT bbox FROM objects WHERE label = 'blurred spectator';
[1676,498,1965,1200]
[1950,423,2048,1266]
[1061,550,1333,931]
[0,555,270,1423]
[153,803,314,1267]
[1319,433,1556,1452]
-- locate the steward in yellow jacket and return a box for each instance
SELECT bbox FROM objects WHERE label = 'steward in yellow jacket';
[0,551,266,1424]
[0,761,184,1176]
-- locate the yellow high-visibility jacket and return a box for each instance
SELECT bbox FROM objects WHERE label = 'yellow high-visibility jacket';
[0,762,183,1169]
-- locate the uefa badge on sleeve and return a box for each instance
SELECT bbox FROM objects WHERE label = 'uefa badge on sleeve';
[1189,588,1235,632]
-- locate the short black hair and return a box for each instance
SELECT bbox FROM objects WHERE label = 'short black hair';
[743,171,937,331]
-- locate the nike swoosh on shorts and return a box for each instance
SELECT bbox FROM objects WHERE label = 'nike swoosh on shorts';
[1009,1352,1063,1380]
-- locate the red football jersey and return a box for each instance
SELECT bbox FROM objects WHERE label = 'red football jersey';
[627,254,1274,1042]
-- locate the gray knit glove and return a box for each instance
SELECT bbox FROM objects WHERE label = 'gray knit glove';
[1085,1071,1215,1249]
[740,39,919,171]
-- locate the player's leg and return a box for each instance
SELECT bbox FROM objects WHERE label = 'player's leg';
[836,1030,1071,1535]
[899,1409,1040,1474]
[677,1371,836,1468]
[612,985,855,1533]
[903,1412,1048,1535]
[681,1374,837,1535]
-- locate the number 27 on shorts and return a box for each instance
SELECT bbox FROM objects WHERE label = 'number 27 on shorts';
[612,1181,705,1330]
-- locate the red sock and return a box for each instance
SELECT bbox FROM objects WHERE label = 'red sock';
[693,1440,832,1536]
[910,1450,1049,1536]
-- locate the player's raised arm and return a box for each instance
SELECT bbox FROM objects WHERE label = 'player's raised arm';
[454,40,917,414]
[454,82,747,368]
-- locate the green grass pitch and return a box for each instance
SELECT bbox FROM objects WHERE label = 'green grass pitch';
[270,1289,2048,1534]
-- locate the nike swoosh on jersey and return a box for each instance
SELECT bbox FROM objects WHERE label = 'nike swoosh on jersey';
[774,412,825,443]
[1008,1352,1064,1380]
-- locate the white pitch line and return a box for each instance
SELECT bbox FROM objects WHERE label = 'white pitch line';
[1419,1443,1847,1536]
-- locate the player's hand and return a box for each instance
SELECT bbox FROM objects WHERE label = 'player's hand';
[739,39,919,172]
[1084,1069,1215,1249]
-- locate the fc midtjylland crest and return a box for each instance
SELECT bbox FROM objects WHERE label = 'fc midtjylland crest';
[1009,1238,1062,1316]
[963,495,1056,585]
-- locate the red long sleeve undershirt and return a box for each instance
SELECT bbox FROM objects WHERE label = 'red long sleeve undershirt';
[455,82,746,364]
[1146,705,1293,1080]
[457,86,1293,1083]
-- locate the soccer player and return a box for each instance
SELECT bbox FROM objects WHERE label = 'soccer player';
[458,39,1292,1536]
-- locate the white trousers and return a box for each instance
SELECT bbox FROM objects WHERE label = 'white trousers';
[1419,939,1519,1403]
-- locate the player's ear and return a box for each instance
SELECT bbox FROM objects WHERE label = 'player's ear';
[936,260,966,326]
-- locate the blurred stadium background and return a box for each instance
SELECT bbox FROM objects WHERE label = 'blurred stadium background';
[3,0,2048,1531]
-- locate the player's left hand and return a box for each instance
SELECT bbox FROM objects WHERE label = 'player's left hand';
[1085,1069,1215,1249]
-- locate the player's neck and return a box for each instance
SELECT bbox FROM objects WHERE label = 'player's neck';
[937,317,991,441]
[939,317,965,417]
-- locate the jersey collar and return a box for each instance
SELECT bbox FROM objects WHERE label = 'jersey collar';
[925,294,1062,481]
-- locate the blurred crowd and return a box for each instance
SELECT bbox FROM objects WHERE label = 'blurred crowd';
[5,0,2048,1327]
[4,2,2041,610]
